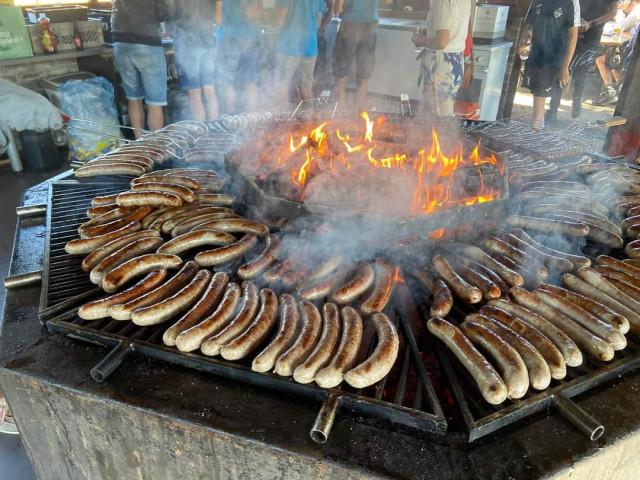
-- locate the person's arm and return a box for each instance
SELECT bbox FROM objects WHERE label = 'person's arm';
[517,1,534,55]
[215,0,223,25]
[335,0,344,16]
[424,1,451,50]
[426,30,450,50]
[560,27,579,87]
[275,0,289,27]
[320,0,334,31]
[246,0,264,22]
[581,1,618,33]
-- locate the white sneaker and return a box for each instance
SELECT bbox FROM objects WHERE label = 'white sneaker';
[0,396,19,435]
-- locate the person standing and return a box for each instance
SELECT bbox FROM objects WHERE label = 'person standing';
[411,0,473,117]
[274,0,324,106]
[174,0,219,121]
[546,0,617,122]
[214,0,263,114]
[111,0,173,136]
[333,0,390,107]
[518,0,581,130]
[313,0,335,97]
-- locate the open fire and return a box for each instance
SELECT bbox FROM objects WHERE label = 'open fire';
[234,113,505,218]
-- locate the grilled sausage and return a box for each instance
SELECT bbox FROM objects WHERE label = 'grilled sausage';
[593,265,640,290]
[297,268,346,301]
[533,288,626,350]
[102,253,183,293]
[170,213,241,237]
[502,233,573,274]
[510,286,614,361]
[160,207,234,234]
[175,282,242,352]
[130,182,196,202]
[505,215,589,237]
[132,174,199,190]
[480,304,566,380]
[252,294,300,373]
[220,289,279,361]
[511,229,591,268]
[530,203,608,220]
[432,255,482,304]
[274,301,323,377]
[262,260,297,283]
[131,270,212,326]
[194,234,258,267]
[81,230,162,272]
[78,269,167,320]
[281,269,309,289]
[304,255,344,284]
[194,193,236,206]
[410,269,454,318]
[79,206,138,233]
[293,303,342,384]
[157,230,237,255]
[545,214,624,248]
[331,262,376,305]
[80,207,154,239]
[360,258,395,315]
[455,257,510,295]
[75,162,146,177]
[88,158,151,172]
[538,284,629,334]
[485,237,548,280]
[315,307,364,389]
[460,244,524,287]
[89,236,164,284]
[191,218,269,236]
[65,222,142,255]
[427,317,507,405]
[149,205,231,232]
[578,266,640,314]
[600,274,640,301]
[163,272,229,346]
[552,210,622,236]
[108,261,199,320]
[626,239,640,258]
[86,203,119,218]
[519,181,589,193]
[449,259,501,300]
[200,281,260,356]
[237,234,281,280]
[466,313,550,390]
[141,208,171,229]
[487,298,582,367]
[92,193,119,206]
[116,191,182,208]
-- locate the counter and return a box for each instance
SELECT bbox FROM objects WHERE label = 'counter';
[2,172,640,479]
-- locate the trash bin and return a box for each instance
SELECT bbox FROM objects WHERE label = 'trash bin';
[18,129,63,172]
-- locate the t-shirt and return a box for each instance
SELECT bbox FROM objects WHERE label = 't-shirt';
[175,0,216,47]
[276,0,324,57]
[425,0,472,53]
[623,4,640,33]
[526,0,581,68]
[216,0,261,39]
[111,0,173,46]
[341,0,380,23]
[580,0,617,45]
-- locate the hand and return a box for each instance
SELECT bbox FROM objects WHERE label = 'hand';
[411,32,428,47]
[245,6,261,20]
[461,63,474,90]
[578,18,590,33]
[559,67,571,88]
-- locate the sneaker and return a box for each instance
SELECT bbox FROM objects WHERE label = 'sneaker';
[0,397,19,435]
[571,100,582,119]
[595,86,619,106]
[544,110,557,127]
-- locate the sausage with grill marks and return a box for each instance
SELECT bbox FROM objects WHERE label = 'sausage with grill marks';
[132,174,200,191]
[297,268,347,301]
[78,269,168,320]
[220,289,279,361]
[90,236,164,284]
[175,282,242,352]
[274,301,323,377]
[262,259,296,283]
[448,258,501,300]
[116,191,182,208]
[75,162,146,177]
[593,265,640,290]
[459,244,524,287]
[65,221,142,255]
[161,207,234,234]
[252,294,300,373]
[505,215,590,237]
[484,237,548,280]
[194,234,258,267]
[79,206,138,233]
[578,266,640,314]
[480,304,566,380]
[552,210,622,236]
[86,203,119,218]
[200,281,260,356]
[487,298,582,367]
[303,255,344,285]
[455,257,510,295]
[80,206,154,238]
[81,230,161,272]
[92,193,119,206]
[149,204,231,232]
[600,274,640,303]
[409,269,453,318]
[511,229,591,268]
[130,182,196,203]
[191,218,269,236]
[141,208,171,229]
[545,214,624,248]
[170,212,241,237]
[466,313,550,390]
[157,230,237,255]
[101,253,183,293]
[163,272,229,347]
[331,262,376,305]
[237,234,281,280]
[194,193,236,206]
[293,303,342,384]
[502,232,573,274]
[432,255,482,304]
[427,317,508,405]
[132,270,212,326]
[360,258,395,315]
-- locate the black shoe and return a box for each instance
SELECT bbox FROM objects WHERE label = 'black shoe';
[544,110,558,126]
[571,101,582,119]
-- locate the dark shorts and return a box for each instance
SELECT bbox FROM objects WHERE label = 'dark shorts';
[522,64,560,97]
[174,29,216,90]
[215,37,260,86]
[332,21,377,80]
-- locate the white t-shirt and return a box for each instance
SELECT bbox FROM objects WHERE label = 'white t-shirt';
[426,0,473,53]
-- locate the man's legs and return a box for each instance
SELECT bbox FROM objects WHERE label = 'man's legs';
[571,64,589,118]
[202,85,219,120]
[128,99,145,138]
[596,55,614,85]
[354,22,377,109]
[332,21,358,105]
[532,95,546,130]
[147,105,164,131]
[188,88,206,121]
[219,84,237,114]
[354,79,368,108]
[335,77,348,105]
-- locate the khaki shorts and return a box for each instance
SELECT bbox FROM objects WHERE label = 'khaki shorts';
[276,52,317,90]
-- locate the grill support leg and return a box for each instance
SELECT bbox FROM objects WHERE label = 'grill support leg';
[552,394,604,441]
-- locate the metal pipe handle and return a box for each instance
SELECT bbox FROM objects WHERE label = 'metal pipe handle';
[310,394,342,444]
[553,394,604,441]
[4,270,42,289]
[16,204,47,218]
[90,342,134,383]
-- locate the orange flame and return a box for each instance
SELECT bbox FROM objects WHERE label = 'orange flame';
[428,229,445,239]
[362,111,375,143]
[393,266,405,284]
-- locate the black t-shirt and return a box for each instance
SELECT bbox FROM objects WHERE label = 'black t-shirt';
[580,0,617,44]
[175,0,216,47]
[526,0,581,68]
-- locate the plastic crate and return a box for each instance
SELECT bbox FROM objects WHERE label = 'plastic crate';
[50,22,75,51]
[77,19,104,47]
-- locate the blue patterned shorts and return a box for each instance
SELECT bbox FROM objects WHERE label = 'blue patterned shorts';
[420,50,464,101]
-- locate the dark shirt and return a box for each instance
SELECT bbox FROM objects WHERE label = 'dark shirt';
[111,0,174,46]
[526,0,581,68]
[580,0,617,45]
[174,0,216,47]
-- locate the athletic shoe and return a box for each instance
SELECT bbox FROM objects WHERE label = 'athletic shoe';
[571,100,582,119]
[595,86,619,106]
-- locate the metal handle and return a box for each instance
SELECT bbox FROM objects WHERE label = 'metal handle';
[4,270,42,289]
[90,342,134,383]
[16,204,47,218]
[310,394,342,444]
[553,394,604,441]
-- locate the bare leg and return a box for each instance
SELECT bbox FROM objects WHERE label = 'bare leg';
[188,88,206,121]
[355,79,368,108]
[335,76,347,105]
[220,85,236,114]
[202,85,219,120]
[245,83,258,111]
[596,55,614,85]
[612,69,622,83]
[147,105,164,131]
[300,87,313,102]
[128,99,145,139]
[532,95,546,130]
